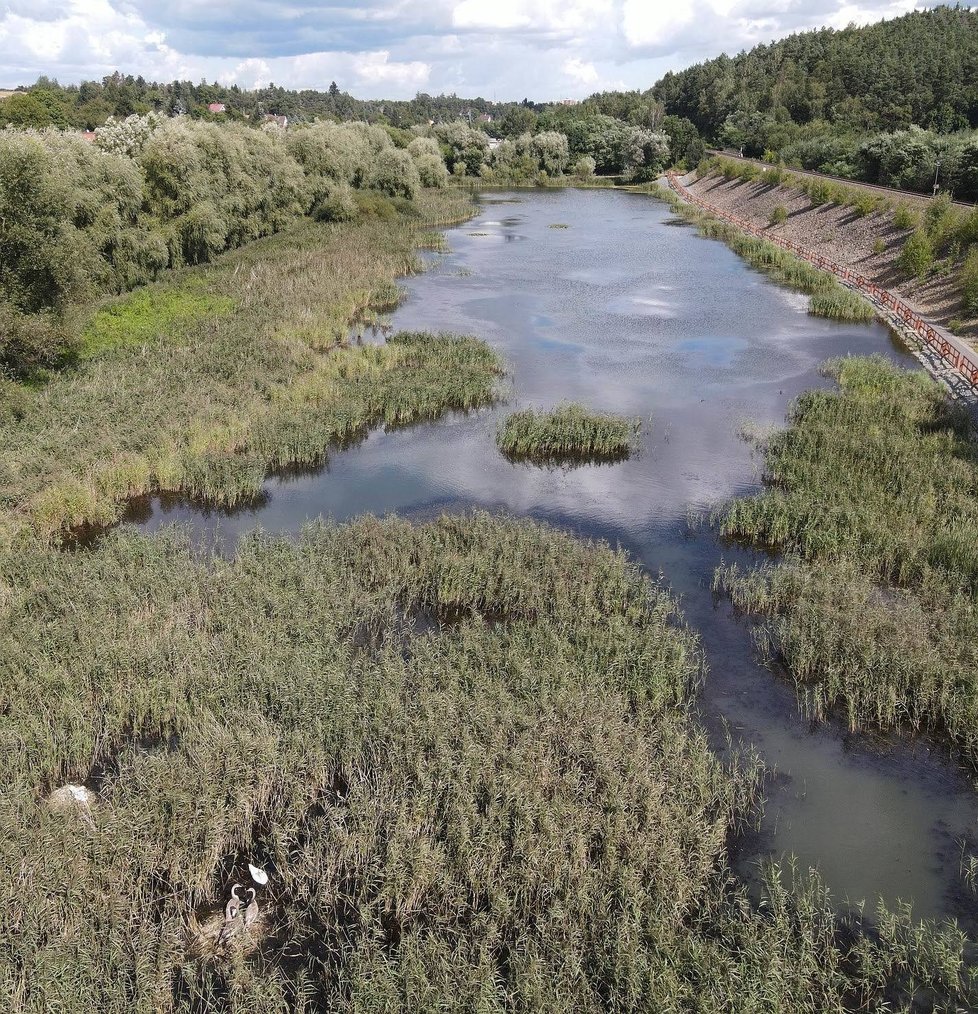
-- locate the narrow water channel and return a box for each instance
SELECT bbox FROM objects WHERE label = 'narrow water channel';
[127,188,978,927]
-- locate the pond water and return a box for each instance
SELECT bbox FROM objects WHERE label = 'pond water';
[127,188,978,927]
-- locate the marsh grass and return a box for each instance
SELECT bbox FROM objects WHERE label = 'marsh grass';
[0,191,495,540]
[1,512,974,1011]
[497,404,640,462]
[79,282,235,359]
[717,356,978,759]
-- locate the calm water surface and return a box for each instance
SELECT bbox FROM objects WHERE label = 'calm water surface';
[129,189,978,926]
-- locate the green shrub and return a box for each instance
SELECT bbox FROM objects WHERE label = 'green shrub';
[312,182,359,222]
[573,155,597,179]
[769,205,788,226]
[805,180,833,206]
[893,204,918,229]
[0,301,79,376]
[872,238,886,255]
[898,228,934,278]
[957,207,978,245]
[924,191,956,243]
[962,248,978,315]
[366,147,421,200]
[414,152,449,188]
[852,192,879,216]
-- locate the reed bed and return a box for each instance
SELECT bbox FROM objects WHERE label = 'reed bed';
[0,191,495,541]
[1,512,973,1011]
[497,404,639,463]
[717,355,978,759]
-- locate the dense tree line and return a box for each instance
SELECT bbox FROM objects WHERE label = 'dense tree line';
[0,72,533,132]
[643,5,978,198]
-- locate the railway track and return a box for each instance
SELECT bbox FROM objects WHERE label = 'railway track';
[706,149,976,212]
[666,171,978,401]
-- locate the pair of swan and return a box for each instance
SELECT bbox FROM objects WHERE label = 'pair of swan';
[217,883,259,948]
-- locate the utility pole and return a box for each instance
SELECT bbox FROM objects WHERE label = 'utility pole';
[933,159,941,197]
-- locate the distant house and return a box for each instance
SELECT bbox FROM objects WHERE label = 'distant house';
[477,113,493,123]
[207,102,226,114]
[560,98,579,106]
[80,130,97,142]
[263,113,288,128]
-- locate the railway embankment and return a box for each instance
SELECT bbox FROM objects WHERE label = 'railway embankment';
[685,171,968,327]
[671,170,978,402]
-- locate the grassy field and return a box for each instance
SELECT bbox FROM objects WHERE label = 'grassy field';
[717,355,978,759]
[0,190,494,541]
[497,404,639,462]
[2,512,975,1012]
[647,183,875,323]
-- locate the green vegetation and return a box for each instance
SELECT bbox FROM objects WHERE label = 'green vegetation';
[3,512,977,1011]
[962,249,978,315]
[497,404,639,462]
[0,119,445,375]
[703,156,978,319]
[79,284,235,359]
[717,356,978,761]
[894,205,919,230]
[0,189,496,540]
[898,229,936,278]
[769,205,788,226]
[807,288,875,322]
[653,7,978,198]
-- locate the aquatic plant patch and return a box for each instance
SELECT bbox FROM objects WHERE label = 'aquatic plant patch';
[717,355,978,759]
[497,404,640,462]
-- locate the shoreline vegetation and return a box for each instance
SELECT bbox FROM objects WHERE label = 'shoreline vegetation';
[4,513,977,1010]
[497,404,640,463]
[0,189,502,543]
[716,356,978,764]
[694,157,978,340]
[645,181,876,323]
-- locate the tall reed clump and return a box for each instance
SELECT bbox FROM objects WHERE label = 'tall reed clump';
[1,512,975,1011]
[717,355,978,760]
[497,404,640,462]
[0,190,486,541]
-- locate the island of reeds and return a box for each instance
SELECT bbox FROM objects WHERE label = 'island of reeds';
[497,404,640,463]
[716,355,978,762]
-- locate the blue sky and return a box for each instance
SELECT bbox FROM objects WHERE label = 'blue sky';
[0,1,939,100]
